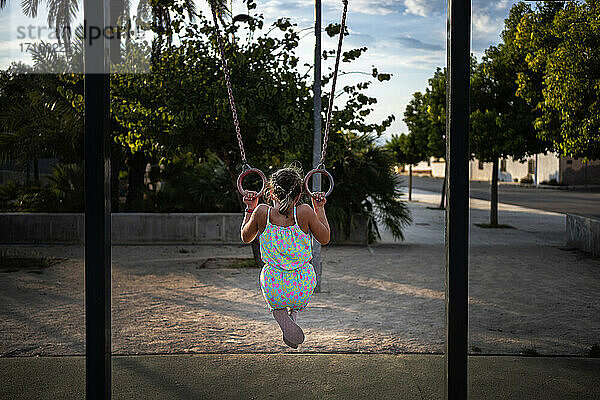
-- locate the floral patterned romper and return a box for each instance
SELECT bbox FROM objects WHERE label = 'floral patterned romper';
[259,206,317,311]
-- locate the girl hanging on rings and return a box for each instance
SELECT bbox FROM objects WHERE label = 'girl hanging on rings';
[240,166,330,348]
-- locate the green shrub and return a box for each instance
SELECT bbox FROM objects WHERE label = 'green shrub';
[143,152,239,213]
[326,131,412,242]
[0,180,21,209]
[0,163,83,212]
[0,249,59,273]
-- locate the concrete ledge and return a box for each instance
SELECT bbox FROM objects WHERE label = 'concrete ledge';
[0,213,368,245]
[567,214,600,256]
[0,213,84,243]
[1,354,599,400]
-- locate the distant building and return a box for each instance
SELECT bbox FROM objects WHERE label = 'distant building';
[406,153,600,186]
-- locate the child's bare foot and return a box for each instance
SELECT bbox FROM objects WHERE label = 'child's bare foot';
[283,335,298,349]
[273,309,304,346]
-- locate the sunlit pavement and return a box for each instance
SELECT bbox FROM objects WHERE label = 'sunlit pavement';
[1,192,599,357]
[380,188,566,247]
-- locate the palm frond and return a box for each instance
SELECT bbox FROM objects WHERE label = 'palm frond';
[20,0,40,17]
[136,0,152,22]
[0,133,21,163]
[183,0,196,21]
[208,0,230,19]
[28,42,68,72]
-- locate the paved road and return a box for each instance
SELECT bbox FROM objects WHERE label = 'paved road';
[402,175,600,218]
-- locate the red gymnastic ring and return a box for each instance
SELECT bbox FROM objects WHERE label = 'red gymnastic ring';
[303,167,334,198]
[236,167,267,198]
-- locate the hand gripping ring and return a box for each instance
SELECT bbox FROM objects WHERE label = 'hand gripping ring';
[303,167,334,198]
[237,167,267,198]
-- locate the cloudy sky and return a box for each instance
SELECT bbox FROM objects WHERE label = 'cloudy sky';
[0,0,521,139]
[207,0,520,139]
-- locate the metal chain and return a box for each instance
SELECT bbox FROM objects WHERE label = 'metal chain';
[209,0,347,168]
[209,1,248,166]
[320,0,348,167]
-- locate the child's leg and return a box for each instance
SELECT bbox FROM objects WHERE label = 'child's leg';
[273,309,304,345]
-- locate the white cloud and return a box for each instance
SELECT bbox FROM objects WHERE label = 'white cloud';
[471,50,485,62]
[0,39,28,52]
[494,0,510,11]
[350,0,402,16]
[369,50,444,70]
[259,0,312,19]
[397,35,443,51]
[259,0,402,18]
[404,0,432,17]
[472,12,501,36]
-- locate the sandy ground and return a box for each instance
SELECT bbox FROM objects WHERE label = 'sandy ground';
[1,191,599,356]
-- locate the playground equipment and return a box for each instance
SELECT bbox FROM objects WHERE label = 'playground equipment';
[209,0,349,199]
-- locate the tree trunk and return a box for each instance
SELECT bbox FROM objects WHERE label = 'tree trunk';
[125,151,146,211]
[222,156,244,206]
[408,164,413,201]
[26,163,30,185]
[439,167,447,209]
[222,155,263,268]
[33,159,39,182]
[490,158,499,226]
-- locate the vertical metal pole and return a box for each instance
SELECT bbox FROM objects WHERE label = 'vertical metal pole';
[312,0,323,293]
[84,0,111,399]
[446,0,470,399]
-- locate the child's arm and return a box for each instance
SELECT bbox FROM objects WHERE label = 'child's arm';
[304,193,330,245]
[240,191,265,243]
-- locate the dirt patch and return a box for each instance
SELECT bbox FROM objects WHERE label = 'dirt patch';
[1,200,599,356]
[0,253,60,274]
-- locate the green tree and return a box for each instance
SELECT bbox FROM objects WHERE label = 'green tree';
[401,91,431,201]
[386,132,427,201]
[401,72,447,208]
[423,67,447,208]
[0,163,84,212]
[514,0,599,159]
[470,43,546,226]
[113,3,409,243]
[0,66,83,182]
[0,0,411,250]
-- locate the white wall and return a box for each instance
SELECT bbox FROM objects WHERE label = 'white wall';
[430,160,446,178]
[469,159,493,181]
[469,155,557,183]
[400,153,563,184]
[501,157,529,183]
[537,153,561,184]
[409,158,445,178]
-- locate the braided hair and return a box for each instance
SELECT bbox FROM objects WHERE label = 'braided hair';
[268,165,303,216]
